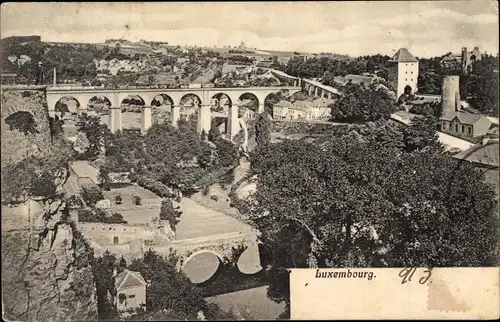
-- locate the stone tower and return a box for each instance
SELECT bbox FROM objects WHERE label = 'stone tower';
[441,75,461,115]
[387,48,419,99]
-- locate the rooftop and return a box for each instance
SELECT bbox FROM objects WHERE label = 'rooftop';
[115,270,148,290]
[440,111,489,125]
[389,48,418,63]
[452,141,499,168]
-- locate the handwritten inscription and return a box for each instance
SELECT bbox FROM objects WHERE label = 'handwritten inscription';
[399,267,433,285]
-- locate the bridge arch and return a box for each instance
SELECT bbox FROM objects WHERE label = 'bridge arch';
[54,96,81,117]
[236,242,273,275]
[120,94,146,108]
[237,92,259,120]
[151,94,174,108]
[87,96,112,114]
[181,249,224,285]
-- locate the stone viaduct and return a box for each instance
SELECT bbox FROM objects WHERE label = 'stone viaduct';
[46,86,301,137]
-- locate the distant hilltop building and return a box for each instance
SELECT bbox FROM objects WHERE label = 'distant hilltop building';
[388,48,419,99]
[441,46,483,75]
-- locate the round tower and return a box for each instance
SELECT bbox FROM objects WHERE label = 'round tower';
[441,75,460,115]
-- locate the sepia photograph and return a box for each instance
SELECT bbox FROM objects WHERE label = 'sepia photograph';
[1,1,499,320]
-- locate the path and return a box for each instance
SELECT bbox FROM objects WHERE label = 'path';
[175,197,254,240]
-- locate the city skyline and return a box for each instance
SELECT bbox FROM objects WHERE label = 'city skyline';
[1,1,499,57]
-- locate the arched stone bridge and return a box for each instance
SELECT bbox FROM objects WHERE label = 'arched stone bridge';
[149,230,271,285]
[46,86,301,137]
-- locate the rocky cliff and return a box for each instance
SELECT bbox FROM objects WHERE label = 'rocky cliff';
[1,86,52,165]
[2,198,98,321]
[1,86,98,321]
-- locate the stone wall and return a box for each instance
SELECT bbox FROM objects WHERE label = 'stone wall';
[1,86,52,165]
[1,197,98,321]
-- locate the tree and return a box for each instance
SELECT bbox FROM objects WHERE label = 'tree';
[208,119,221,142]
[78,207,127,223]
[55,101,70,117]
[133,195,142,205]
[200,129,207,141]
[4,111,38,135]
[255,111,271,147]
[76,112,110,160]
[467,55,499,116]
[80,184,104,207]
[247,136,499,307]
[330,82,396,123]
[92,251,120,320]
[98,167,111,191]
[128,250,205,314]
[159,199,182,232]
[403,115,443,153]
[49,115,65,141]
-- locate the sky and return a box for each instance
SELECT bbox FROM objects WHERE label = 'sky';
[1,1,498,58]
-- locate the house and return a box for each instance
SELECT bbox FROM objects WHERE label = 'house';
[115,269,148,314]
[273,99,333,121]
[440,112,492,140]
[273,100,293,120]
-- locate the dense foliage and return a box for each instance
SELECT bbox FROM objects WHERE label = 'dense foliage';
[1,139,74,203]
[78,207,127,224]
[284,54,389,80]
[402,115,443,153]
[418,54,499,116]
[248,129,498,310]
[255,112,271,147]
[329,82,397,123]
[102,123,239,192]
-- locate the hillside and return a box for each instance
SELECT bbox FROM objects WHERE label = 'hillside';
[1,36,317,88]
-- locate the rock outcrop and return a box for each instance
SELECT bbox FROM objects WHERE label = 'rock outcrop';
[1,85,98,321]
[2,197,98,321]
[1,87,52,165]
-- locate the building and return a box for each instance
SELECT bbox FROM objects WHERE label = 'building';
[439,75,493,140]
[273,100,293,120]
[115,269,148,314]
[273,99,332,121]
[440,112,492,140]
[388,48,419,99]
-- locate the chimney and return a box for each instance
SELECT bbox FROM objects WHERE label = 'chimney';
[53,67,57,87]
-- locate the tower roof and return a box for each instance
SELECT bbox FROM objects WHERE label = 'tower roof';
[389,48,418,63]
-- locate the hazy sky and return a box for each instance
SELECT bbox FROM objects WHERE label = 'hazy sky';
[1,1,498,57]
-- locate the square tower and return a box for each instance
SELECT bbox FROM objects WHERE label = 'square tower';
[387,48,419,99]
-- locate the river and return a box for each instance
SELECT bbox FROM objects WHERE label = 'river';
[206,286,285,320]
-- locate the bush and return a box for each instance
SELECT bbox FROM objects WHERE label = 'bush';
[133,195,142,205]
[114,195,122,205]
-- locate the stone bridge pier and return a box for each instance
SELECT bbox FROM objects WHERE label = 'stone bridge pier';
[46,85,302,138]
